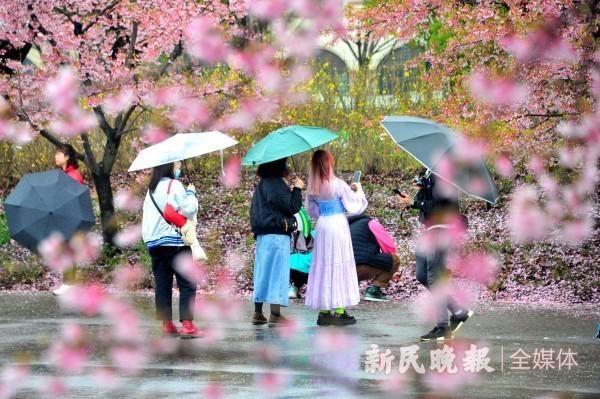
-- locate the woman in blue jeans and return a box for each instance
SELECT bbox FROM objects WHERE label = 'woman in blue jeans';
[249,157,304,326]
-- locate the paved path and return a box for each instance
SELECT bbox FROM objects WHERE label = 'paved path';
[0,293,598,398]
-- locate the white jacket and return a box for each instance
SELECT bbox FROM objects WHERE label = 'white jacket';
[142,178,198,248]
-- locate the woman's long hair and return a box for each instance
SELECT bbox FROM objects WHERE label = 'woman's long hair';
[256,157,289,178]
[308,149,335,197]
[149,162,174,192]
[56,144,79,169]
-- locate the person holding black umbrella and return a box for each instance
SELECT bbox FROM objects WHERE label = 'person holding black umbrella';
[52,144,85,295]
[397,170,473,341]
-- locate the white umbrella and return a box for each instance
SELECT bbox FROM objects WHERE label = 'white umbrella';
[128,131,238,172]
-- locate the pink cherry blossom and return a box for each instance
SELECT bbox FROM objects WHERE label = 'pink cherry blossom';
[221,156,241,188]
[276,318,300,340]
[142,126,170,144]
[527,155,545,175]
[495,154,514,177]
[0,120,33,145]
[562,218,593,246]
[448,252,498,285]
[255,370,290,396]
[509,185,547,242]
[61,323,85,344]
[110,346,147,376]
[114,189,143,212]
[114,224,142,248]
[47,341,88,374]
[174,252,207,284]
[41,377,67,397]
[501,22,579,63]
[468,71,529,107]
[0,365,29,399]
[59,284,105,316]
[93,368,120,389]
[103,89,135,116]
[249,0,290,20]
[113,264,145,290]
[70,232,102,264]
[45,67,79,115]
[37,232,74,273]
[169,98,210,130]
[203,383,225,399]
[48,110,98,136]
[185,16,229,64]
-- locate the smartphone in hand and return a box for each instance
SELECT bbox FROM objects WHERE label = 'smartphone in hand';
[352,170,362,183]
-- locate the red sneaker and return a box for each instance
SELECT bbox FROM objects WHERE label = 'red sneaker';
[180,320,203,339]
[162,320,179,337]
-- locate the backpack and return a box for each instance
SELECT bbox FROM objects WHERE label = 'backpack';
[368,219,397,255]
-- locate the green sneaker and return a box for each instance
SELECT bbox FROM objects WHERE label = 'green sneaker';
[364,286,390,302]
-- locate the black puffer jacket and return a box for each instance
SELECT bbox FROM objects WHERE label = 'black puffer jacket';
[348,214,394,272]
[250,176,302,236]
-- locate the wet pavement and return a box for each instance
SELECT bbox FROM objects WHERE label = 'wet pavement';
[0,292,599,398]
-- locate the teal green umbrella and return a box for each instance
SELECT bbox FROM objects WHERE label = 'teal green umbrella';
[242,125,338,166]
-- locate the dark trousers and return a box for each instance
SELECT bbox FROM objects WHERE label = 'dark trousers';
[356,254,400,288]
[416,249,463,328]
[290,269,308,288]
[149,246,197,321]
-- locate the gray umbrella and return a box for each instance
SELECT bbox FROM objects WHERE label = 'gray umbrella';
[381,115,498,204]
[4,170,95,252]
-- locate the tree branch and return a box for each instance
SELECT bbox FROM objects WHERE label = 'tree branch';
[116,104,138,137]
[80,133,98,172]
[82,0,121,34]
[159,41,183,76]
[125,21,139,68]
[93,106,115,138]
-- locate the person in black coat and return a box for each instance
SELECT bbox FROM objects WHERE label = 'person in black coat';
[249,157,304,326]
[397,170,472,342]
[288,213,400,302]
[348,214,400,302]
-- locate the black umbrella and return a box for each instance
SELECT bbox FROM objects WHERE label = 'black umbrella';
[4,170,95,252]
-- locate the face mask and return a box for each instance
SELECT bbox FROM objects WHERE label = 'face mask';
[174,169,181,179]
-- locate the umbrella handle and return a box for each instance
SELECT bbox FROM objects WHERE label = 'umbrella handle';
[182,160,194,185]
[290,156,298,172]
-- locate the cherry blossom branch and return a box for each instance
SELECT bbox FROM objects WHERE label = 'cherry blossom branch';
[80,133,98,172]
[125,21,139,68]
